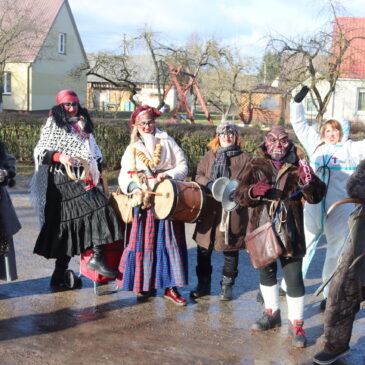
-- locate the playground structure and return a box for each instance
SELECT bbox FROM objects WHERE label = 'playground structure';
[164,62,214,125]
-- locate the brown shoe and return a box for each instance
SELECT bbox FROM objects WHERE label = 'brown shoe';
[164,287,187,306]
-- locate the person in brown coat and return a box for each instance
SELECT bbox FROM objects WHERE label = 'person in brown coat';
[235,125,326,348]
[190,121,250,301]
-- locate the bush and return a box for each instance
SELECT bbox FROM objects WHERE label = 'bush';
[0,113,267,177]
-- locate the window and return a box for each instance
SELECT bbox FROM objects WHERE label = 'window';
[305,97,317,114]
[357,89,365,112]
[3,72,11,94]
[58,33,66,54]
[260,96,279,110]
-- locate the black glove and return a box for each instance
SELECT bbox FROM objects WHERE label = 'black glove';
[294,86,309,103]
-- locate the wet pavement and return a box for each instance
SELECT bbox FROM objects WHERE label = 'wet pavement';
[1,179,365,365]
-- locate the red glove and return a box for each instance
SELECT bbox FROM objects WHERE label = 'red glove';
[251,177,272,197]
[298,159,313,185]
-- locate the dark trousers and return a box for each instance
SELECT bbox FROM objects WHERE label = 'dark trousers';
[259,256,304,297]
[196,245,239,279]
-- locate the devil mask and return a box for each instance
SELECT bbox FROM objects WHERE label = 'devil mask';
[265,125,291,161]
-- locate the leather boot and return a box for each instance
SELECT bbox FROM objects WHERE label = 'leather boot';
[190,265,212,299]
[164,287,187,306]
[50,256,71,287]
[313,344,350,364]
[251,309,281,331]
[190,247,212,299]
[288,320,307,348]
[87,245,117,279]
[220,275,235,301]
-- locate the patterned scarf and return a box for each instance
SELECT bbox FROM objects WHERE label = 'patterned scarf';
[30,116,103,227]
[211,145,242,180]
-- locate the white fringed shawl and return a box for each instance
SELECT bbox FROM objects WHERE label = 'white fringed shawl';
[30,117,103,226]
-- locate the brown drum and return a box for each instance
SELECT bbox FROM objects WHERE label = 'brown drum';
[151,179,205,223]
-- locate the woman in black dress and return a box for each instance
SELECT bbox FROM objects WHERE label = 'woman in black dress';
[31,90,122,288]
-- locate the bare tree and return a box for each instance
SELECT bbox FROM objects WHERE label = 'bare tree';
[268,1,365,122]
[201,46,256,121]
[72,27,179,109]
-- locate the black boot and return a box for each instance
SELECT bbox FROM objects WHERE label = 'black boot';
[190,247,212,299]
[220,251,238,301]
[220,275,235,301]
[50,256,71,287]
[190,265,212,299]
[87,245,117,279]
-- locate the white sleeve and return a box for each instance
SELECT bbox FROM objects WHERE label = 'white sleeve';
[118,146,134,194]
[340,119,350,142]
[347,139,365,164]
[163,137,188,180]
[290,101,321,156]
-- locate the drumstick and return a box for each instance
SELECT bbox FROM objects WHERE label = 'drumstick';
[142,190,170,198]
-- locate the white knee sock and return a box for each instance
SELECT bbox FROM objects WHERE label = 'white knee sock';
[281,278,287,292]
[260,284,279,312]
[286,295,304,322]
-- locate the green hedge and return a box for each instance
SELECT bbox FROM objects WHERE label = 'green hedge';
[0,114,266,177]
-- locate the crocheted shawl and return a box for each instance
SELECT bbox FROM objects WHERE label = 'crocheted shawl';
[30,116,102,226]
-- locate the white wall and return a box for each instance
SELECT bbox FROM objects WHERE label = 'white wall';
[300,78,365,122]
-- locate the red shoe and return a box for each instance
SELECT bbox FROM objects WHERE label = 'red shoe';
[164,287,187,306]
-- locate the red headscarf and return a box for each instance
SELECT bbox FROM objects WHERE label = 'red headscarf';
[129,105,161,130]
[56,90,80,105]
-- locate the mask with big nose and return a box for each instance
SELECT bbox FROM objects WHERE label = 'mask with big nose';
[265,126,291,161]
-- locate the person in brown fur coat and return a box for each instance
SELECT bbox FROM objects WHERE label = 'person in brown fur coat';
[235,125,326,348]
[313,159,365,364]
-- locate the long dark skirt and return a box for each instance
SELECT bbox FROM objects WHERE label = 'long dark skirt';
[34,170,122,259]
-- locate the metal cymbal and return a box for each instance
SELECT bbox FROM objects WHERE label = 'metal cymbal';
[222,179,239,212]
[211,177,230,202]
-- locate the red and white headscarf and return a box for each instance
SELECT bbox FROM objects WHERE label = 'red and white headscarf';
[129,105,161,144]
[56,90,80,105]
[130,105,161,129]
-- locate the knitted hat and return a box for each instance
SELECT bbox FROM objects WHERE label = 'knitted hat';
[216,121,239,136]
[56,90,80,105]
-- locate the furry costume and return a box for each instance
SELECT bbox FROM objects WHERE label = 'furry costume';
[314,159,365,363]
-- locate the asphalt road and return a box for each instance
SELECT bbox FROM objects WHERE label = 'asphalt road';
[1,179,364,365]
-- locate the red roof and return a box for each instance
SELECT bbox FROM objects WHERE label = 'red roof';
[333,17,365,79]
[0,0,65,63]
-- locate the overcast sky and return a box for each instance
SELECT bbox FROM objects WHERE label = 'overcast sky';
[68,0,365,58]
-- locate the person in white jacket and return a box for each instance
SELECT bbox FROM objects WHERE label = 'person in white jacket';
[289,86,365,309]
[116,105,189,306]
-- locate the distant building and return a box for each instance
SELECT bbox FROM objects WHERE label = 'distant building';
[1,0,87,113]
[87,54,179,112]
[240,84,286,125]
[295,17,365,123]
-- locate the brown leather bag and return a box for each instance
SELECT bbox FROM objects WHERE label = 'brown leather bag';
[244,167,290,269]
[109,187,133,224]
[244,222,283,269]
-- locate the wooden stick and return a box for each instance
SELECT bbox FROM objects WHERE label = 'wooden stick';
[142,190,169,198]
